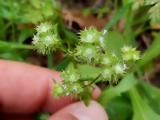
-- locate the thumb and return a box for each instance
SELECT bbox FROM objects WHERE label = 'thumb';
[49,100,108,120]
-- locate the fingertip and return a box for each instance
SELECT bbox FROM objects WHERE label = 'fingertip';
[50,100,108,120]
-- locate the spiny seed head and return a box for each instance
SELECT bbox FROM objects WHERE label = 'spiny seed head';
[121,46,140,61]
[113,63,127,75]
[100,53,118,66]
[68,83,83,94]
[52,83,64,97]
[101,56,111,65]
[75,44,99,63]
[33,33,61,54]
[61,64,80,83]
[32,23,61,55]
[61,71,80,83]
[32,34,40,45]
[36,22,52,33]
[101,68,112,80]
[80,27,101,43]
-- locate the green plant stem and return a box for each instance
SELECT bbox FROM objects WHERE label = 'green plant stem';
[87,74,102,86]
[47,54,53,68]
[11,23,16,41]
[0,41,34,50]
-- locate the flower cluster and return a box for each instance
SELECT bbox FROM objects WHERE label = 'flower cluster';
[121,46,140,61]
[32,22,61,54]
[52,28,140,99]
[52,64,84,98]
[74,27,107,63]
[32,24,140,103]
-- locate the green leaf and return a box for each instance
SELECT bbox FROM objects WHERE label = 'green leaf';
[103,5,129,30]
[0,52,23,61]
[140,82,160,114]
[106,96,132,120]
[0,40,33,50]
[55,58,71,71]
[99,73,137,106]
[138,33,160,67]
[105,31,126,57]
[129,87,160,120]
[77,64,102,79]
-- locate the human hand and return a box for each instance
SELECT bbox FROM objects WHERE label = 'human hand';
[0,60,108,120]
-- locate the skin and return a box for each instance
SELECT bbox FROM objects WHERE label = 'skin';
[0,60,108,120]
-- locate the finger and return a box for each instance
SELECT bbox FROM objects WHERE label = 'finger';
[0,59,70,113]
[0,60,100,114]
[0,114,34,120]
[42,86,101,113]
[49,100,108,120]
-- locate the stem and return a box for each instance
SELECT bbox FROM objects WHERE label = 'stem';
[0,41,34,50]
[11,23,16,41]
[87,73,102,86]
[47,54,53,68]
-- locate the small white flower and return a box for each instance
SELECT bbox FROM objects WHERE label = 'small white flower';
[80,27,101,43]
[62,84,67,90]
[83,48,94,61]
[121,46,140,61]
[44,35,53,46]
[102,29,108,35]
[121,46,131,52]
[102,68,112,78]
[72,85,78,92]
[36,22,51,33]
[99,36,106,48]
[113,63,126,75]
[69,74,80,82]
[86,34,94,42]
[32,34,39,45]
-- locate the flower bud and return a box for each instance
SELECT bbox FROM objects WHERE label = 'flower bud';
[61,64,80,83]
[32,22,61,54]
[113,63,127,75]
[100,53,118,66]
[121,46,140,61]
[101,68,113,81]
[80,27,101,43]
[33,32,61,54]
[68,83,83,94]
[74,44,99,63]
[36,22,52,33]
[52,83,64,97]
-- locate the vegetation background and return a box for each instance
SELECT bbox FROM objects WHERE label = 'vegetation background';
[1,0,160,120]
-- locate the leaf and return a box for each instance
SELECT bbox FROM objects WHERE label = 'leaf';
[129,87,160,120]
[99,73,137,106]
[55,58,71,71]
[0,52,23,61]
[104,5,129,30]
[77,64,102,79]
[140,82,160,114]
[105,31,126,57]
[106,96,132,120]
[138,33,160,67]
